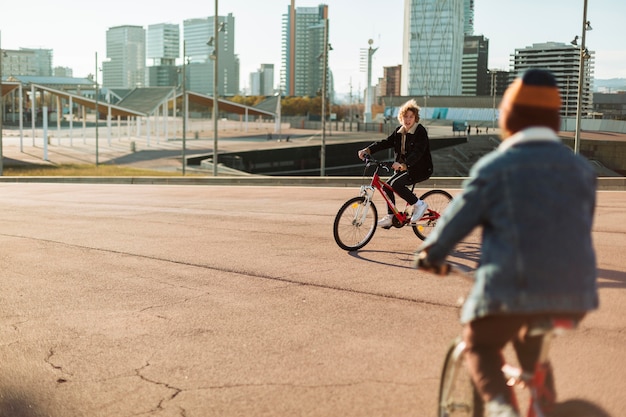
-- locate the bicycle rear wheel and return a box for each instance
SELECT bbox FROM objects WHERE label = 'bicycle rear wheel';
[438,337,483,417]
[413,189,453,240]
[333,196,377,251]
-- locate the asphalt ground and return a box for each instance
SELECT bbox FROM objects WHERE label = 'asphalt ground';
[0,183,624,417]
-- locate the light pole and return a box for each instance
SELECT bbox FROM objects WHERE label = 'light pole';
[573,0,590,155]
[320,18,329,176]
[95,52,99,166]
[211,0,219,177]
[490,69,497,130]
[0,30,4,176]
[181,41,188,176]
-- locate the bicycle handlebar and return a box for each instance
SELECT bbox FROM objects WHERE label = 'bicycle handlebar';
[363,155,393,171]
[413,250,451,276]
[413,250,476,281]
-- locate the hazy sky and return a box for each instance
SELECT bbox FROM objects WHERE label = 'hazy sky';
[1,0,623,95]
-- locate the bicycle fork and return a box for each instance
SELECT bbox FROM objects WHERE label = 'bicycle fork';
[353,185,375,226]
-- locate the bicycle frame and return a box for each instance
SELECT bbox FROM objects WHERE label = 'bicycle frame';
[443,318,577,417]
[359,162,411,226]
[504,318,577,417]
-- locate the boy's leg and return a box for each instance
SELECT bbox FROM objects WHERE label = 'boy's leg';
[462,315,527,405]
[388,171,418,205]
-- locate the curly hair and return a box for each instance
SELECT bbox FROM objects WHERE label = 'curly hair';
[397,99,420,124]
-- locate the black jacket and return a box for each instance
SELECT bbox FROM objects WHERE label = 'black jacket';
[367,123,433,182]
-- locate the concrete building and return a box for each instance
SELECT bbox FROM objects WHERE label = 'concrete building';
[402,0,465,96]
[379,65,402,98]
[146,23,180,87]
[102,25,146,89]
[53,67,73,78]
[250,64,274,96]
[183,13,239,96]
[280,2,329,97]
[511,42,594,118]
[1,48,53,77]
[594,92,626,120]
[462,35,489,96]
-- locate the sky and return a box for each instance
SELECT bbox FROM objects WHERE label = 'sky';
[1,0,624,96]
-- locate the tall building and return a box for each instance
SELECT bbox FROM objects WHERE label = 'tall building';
[147,23,180,87]
[183,13,239,96]
[488,69,511,97]
[280,2,329,97]
[380,65,402,98]
[463,0,474,35]
[1,48,53,77]
[402,0,465,96]
[462,35,489,96]
[53,67,73,78]
[250,64,275,96]
[102,25,146,88]
[511,42,594,118]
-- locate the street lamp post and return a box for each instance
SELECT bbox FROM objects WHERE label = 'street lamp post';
[95,52,99,166]
[491,69,497,130]
[573,0,590,155]
[212,0,219,177]
[182,41,187,176]
[0,30,4,176]
[320,18,329,176]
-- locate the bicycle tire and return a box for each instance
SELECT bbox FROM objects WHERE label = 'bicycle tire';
[333,196,377,251]
[413,189,454,240]
[438,337,483,417]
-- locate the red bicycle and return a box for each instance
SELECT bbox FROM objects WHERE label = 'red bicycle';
[424,264,611,417]
[333,156,453,251]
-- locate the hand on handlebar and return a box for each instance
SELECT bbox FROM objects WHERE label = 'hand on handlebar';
[358,148,370,161]
[413,250,451,276]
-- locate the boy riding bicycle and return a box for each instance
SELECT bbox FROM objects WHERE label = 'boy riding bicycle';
[415,69,598,417]
[358,99,433,228]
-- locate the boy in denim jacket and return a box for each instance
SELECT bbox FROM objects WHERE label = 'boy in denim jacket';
[415,69,598,417]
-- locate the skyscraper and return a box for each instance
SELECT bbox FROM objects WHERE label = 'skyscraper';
[183,13,239,96]
[147,23,180,87]
[250,64,275,96]
[511,42,594,118]
[402,0,465,96]
[280,2,329,97]
[102,25,146,89]
[462,35,489,96]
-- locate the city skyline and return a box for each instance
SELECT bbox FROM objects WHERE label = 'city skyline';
[1,0,624,96]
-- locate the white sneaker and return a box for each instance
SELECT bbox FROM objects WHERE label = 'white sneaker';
[377,214,393,229]
[410,200,428,223]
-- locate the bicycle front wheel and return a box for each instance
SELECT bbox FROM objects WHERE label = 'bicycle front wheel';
[413,189,453,240]
[333,196,377,251]
[438,337,483,417]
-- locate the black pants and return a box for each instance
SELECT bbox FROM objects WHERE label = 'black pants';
[384,171,418,214]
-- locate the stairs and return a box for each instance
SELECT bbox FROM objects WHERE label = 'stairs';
[432,135,499,177]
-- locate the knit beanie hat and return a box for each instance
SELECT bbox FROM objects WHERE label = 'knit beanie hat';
[499,69,562,134]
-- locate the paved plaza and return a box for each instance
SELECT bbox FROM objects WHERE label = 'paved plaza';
[0,183,624,416]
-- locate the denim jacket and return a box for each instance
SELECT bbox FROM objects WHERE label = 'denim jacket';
[420,128,599,323]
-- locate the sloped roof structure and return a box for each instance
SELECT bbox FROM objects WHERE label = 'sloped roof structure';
[1,81,20,97]
[116,87,175,115]
[181,91,276,118]
[33,84,146,117]
[3,76,278,119]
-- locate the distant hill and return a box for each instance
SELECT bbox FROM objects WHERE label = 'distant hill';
[594,78,626,92]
